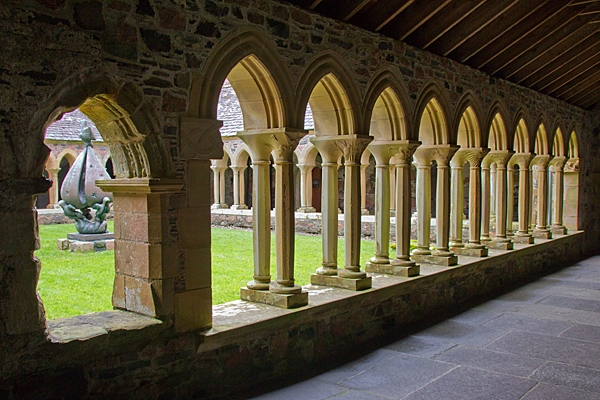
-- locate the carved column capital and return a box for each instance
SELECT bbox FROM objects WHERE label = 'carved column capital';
[368,140,420,166]
[414,144,459,166]
[511,152,535,169]
[549,156,568,171]
[310,135,373,164]
[237,128,307,162]
[483,150,514,169]
[564,158,579,172]
[530,154,553,169]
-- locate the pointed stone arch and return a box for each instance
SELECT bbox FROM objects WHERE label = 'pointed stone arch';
[363,68,411,140]
[191,27,294,129]
[512,110,532,153]
[54,149,78,170]
[485,101,510,150]
[414,82,451,145]
[534,122,550,156]
[454,92,484,148]
[568,131,579,159]
[296,51,362,136]
[551,123,566,157]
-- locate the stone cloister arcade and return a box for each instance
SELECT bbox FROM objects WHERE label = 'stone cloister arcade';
[205,51,581,307]
[1,1,595,395]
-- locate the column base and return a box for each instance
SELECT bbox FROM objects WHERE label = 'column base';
[451,245,488,257]
[240,288,308,309]
[296,206,316,213]
[365,261,420,277]
[513,234,535,244]
[310,274,372,291]
[361,208,370,215]
[533,229,552,239]
[211,204,230,210]
[410,253,458,266]
[551,225,568,235]
[230,204,248,210]
[486,239,514,250]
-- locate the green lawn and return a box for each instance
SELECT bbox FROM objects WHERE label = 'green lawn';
[37,224,389,319]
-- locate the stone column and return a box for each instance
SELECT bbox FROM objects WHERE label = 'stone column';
[230,166,248,210]
[484,151,514,250]
[452,149,489,257]
[481,161,491,242]
[366,141,420,276]
[47,167,61,208]
[389,161,397,217]
[238,129,308,308]
[512,153,535,244]
[412,145,458,266]
[297,164,316,212]
[360,163,370,214]
[210,163,229,209]
[490,163,497,220]
[532,155,553,239]
[506,162,515,236]
[449,152,466,249]
[310,135,372,291]
[550,156,568,234]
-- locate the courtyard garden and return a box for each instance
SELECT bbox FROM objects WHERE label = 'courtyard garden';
[36,223,388,320]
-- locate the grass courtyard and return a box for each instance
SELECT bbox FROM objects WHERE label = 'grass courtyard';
[37,222,383,320]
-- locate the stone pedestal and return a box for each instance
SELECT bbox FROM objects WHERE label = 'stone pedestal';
[311,274,372,291]
[551,226,568,235]
[485,239,514,250]
[230,204,248,210]
[297,206,316,213]
[240,288,308,309]
[411,253,458,267]
[451,245,488,257]
[58,232,115,252]
[513,234,535,244]
[365,261,420,277]
[533,229,552,239]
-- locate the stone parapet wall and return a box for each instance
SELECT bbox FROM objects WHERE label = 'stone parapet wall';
[211,209,470,242]
[0,232,586,398]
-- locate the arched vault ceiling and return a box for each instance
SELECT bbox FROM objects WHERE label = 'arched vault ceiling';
[285,0,600,111]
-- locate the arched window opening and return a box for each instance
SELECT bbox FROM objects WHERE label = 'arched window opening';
[564,132,580,230]
[105,157,115,179]
[37,108,115,320]
[35,169,50,209]
[308,73,354,136]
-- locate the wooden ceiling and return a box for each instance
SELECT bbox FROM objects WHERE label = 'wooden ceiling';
[284,0,600,111]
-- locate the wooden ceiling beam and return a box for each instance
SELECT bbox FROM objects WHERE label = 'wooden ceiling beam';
[568,83,600,109]
[578,87,600,109]
[498,11,600,79]
[555,67,600,100]
[347,0,414,32]
[405,0,488,49]
[525,32,600,87]
[541,53,600,94]
[316,0,372,21]
[449,0,549,63]
[427,0,519,56]
[509,21,600,84]
[380,0,453,40]
[469,2,572,70]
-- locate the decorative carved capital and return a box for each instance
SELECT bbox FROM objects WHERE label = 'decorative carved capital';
[483,150,514,168]
[334,136,373,164]
[564,158,580,172]
[368,140,420,166]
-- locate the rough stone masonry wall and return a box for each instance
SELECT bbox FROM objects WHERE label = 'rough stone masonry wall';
[0,0,600,397]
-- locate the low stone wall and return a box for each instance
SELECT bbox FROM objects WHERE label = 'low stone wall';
[0,231,586,398]
[211,209,471,241]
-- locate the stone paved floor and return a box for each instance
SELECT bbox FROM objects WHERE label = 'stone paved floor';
[246,255,600,399]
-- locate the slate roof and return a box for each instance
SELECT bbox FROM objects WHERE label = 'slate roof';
[217,79,314,136]
[45,109,103,142]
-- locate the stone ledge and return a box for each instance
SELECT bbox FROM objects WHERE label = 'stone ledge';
[47,310,165,344]
[411,253,458,266]
[452,246,488,257]
[204,231,584,343]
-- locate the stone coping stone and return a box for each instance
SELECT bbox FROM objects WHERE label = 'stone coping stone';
[67,232,115,241]
[240,288,309,309]
[310,274,372,291]
[47,310,165,345]
[202,231,584,345]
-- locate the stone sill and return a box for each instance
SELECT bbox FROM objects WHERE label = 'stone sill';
[201,231,584,346]
[47,310,165,345]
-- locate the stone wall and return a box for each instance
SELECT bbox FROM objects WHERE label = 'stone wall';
[1,0,600,397]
